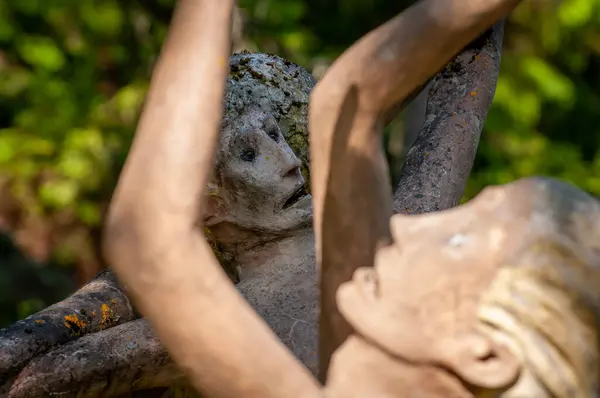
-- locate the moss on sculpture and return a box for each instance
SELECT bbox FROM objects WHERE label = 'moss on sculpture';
[224,51,315,187]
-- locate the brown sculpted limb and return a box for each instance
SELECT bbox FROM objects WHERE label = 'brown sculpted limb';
[102,1,319,398]
[309,0,521,375]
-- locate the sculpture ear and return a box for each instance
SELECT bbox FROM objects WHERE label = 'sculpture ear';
[437,333,520,391]
[203,182,229,227]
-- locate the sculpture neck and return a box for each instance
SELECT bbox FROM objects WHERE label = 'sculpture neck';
[324,336,471,398]
[207,221,315,271]
[236,226,315,273]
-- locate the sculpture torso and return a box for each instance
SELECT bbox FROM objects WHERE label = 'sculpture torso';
[235,228,318,374]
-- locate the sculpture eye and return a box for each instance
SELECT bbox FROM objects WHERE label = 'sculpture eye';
[267,130,279,142]
[240,148,256,162]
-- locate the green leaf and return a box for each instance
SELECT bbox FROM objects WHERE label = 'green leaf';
[39,179,78,208]
[0,134,16,164]
[76,201,101,226]
[520,56,575,106]
[493,76,541,126]
[57,153,94,181]
[558,0,595,28]
[80,2,124,37]
[64,128,104,153]
[16,36,66,71]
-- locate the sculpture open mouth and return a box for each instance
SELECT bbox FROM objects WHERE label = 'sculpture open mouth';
[283,186,308,209]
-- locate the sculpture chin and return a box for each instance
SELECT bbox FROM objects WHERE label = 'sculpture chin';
[278,194,313,232]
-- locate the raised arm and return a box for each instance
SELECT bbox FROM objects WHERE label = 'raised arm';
[102,1,319,397]
[308,0,522,378]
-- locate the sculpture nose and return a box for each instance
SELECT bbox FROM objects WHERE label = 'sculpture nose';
[281,153,302,179]
[283,164,301,179]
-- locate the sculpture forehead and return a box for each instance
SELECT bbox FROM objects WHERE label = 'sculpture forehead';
[225,106,272,132]
[220,107,276,153]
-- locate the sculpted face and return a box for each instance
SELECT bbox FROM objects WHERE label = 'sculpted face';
[205,106,312,234]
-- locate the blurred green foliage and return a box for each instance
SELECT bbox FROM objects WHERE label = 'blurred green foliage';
[0,0,599,326]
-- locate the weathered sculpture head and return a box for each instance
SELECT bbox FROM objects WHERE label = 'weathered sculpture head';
[223,51,315,184]
[204,105,312,234]
[199,53,315,251]
[200,52,316,278]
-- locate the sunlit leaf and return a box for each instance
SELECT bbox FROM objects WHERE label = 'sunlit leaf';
[57,153,93,181]
[520,56,575,106]
[0,132,17,163]
[16,36,66,71]
[113,84,147,124]
[282,31,313,54]
[39,179,78,208]
[558,0,594,28]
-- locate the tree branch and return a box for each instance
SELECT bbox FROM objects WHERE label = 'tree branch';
[393,21,505,214]
[309,1,519,380]
[102,0,320,397]
[1,319,183,398]
[0,269,136,384]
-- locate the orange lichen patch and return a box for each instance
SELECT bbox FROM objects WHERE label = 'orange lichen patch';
[34,319,45,324]
[92,311,96,317]
[100,303,118,327]
[470,91,477,97]
[64,313,87,330]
